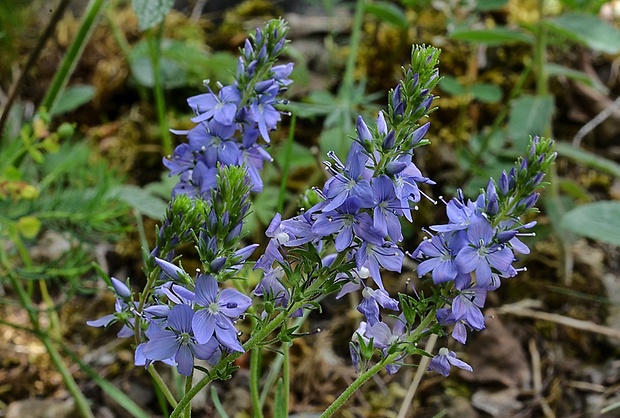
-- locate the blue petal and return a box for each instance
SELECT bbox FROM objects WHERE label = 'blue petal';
[194,274,218,307]
[192,310,216,344]
[175,345,194,376]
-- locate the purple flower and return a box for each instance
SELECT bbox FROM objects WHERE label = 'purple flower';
[322,143,374,212]
[355,241,403,289]
[414,232,465,284]
[371,175,403,241]
[357,286,399,325]
[139,304,219,376]
[188,84,241,126]
[312,197,383,252]
[86,277,135,338]
[454,215,514,287]
[253,266,290,308]
[192,274,252,352]
[428,347,473,377]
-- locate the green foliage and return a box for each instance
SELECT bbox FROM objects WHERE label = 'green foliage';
[560,201,620,246]
[131,0,174,31]
[545,13,620,53]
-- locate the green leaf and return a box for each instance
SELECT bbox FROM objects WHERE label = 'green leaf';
[475,0,509,11]
[366,2,408,28]
[439,76,465,96]
[273,378,287,418]
[210,386,230,418]
[545,13,620,53]
[471,83,502,103]
[449,27,534,45]
[17,216,41,239]
[560,201,620,246]
[110,184,168,219]
[555,141,620,178]
[129,39,187,88]
[546,63,608,93]
[507,95,554,148]
[51,85,95,116]
[131,0,173,31]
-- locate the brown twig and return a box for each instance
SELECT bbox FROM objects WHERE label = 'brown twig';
[499,299,620,340]
[0,0,73,137]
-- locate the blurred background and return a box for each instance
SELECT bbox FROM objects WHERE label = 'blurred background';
[1,0,619,417]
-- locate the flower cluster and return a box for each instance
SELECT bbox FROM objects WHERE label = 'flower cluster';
[164,19,293,197]
[89,20,556,399]
[415,135,556,375]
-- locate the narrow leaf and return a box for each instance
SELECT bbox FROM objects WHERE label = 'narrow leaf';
[51,85,96,116]
[560,201,620,246]
[110,184,168,219]
[507,95,554,147]
[471,83,502,103]
[545,13,620,54]
[450,27,534,45]
[366,2,408,28]
[555,141,620,178]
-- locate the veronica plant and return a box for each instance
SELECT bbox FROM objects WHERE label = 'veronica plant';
[89,18,555,417]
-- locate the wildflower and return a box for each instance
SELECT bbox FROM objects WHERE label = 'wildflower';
[86,277,135,338]
[454,215,514,287]
[414,232,465,284]
[357,286,399,326]
[355,241,403,289]
[192,274,252,351]
[428,347,473,377]
[139,304,219,376]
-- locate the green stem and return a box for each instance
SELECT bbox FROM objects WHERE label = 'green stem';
[41,335,95,418]
[148,23,172,155]
[183,373,193,418]
[282,340,290,416]
[250,345,264,418]
[4,268,94,418]
[40,0,106,115]
[148,365,178,408]
[321,311,437,417]
[323,353,399,418]
[341,0,366,92]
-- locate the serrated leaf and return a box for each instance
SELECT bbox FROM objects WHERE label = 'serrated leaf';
[545,13,620,53]
[110,184,168,219]
[507,95,554,148]
[450,27,534,45]
[560,201,620,246]
[17,216,41,239]
[366,2,408,28]
[471,83,502,103]
[131,0,173,31]
[51,85,95,116]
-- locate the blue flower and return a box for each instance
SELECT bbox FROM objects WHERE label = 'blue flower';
[371,175,403,241]
[191,274,252,352]
[188,84,241,126]
[454,215,514,287]
[414,232,465,284]
[428,347,473,377]
[357,286,399,326]
[322,143,373,212]
[355,241,403,289]
[139,304,219,376]
[311,196,383,252]
[86,277,135,338]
